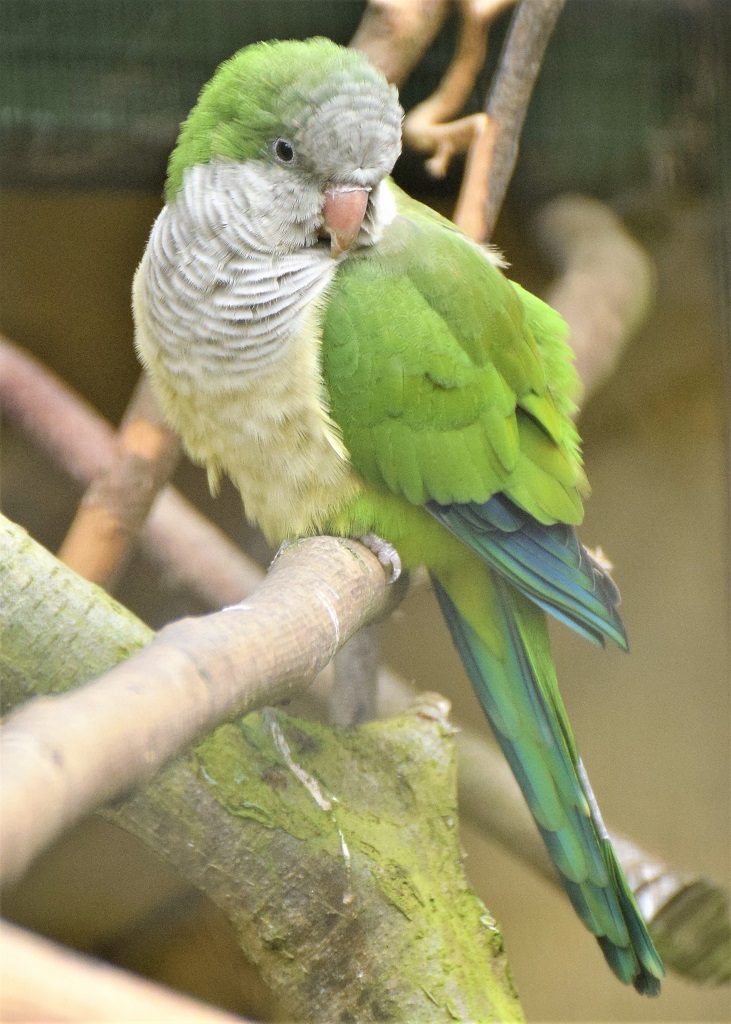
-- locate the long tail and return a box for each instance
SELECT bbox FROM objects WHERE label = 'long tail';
[433,570,664,995]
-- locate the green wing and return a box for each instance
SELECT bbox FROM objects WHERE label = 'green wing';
[321,184,586,526]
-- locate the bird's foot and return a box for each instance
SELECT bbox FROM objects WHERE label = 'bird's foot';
[358,533,402,582]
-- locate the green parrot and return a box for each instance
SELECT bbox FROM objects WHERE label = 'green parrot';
[134,37,664,995]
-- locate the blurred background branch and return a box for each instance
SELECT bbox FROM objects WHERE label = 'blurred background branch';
[0,335,263,609]
[57,374,182,588]
[0,919,253,1024]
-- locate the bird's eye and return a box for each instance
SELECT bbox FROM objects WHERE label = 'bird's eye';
[273,138,295,164]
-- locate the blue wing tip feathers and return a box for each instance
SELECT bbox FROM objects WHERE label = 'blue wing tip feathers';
[428,493,630,651]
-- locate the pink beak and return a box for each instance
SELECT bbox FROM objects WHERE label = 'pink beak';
[321,185,371,257]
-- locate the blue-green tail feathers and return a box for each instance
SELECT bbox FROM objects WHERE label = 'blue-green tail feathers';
[432,574,664,995]
[428,494,628,650]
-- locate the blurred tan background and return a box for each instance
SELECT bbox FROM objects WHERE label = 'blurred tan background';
[1,1,729,1020]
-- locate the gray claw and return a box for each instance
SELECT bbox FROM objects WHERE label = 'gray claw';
[359,533,402,582]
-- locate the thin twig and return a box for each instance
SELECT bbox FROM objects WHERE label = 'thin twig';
[403,1,517,182]
[58,373,182,588]
[480,0,567,239]
[0,920,252,1024]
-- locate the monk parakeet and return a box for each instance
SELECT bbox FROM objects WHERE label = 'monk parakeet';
[133,37,664,994]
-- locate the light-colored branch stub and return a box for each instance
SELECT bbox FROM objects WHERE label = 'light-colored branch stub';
[58,373,183,588]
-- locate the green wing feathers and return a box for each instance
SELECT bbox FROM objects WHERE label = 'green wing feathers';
[322,188,587,524]
[432,571,664,995]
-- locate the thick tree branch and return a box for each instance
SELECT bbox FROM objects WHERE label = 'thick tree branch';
[2,518,728,985]
[1,521,523,1022]
[479,0,567,239]
[104,707,523,1023]
[0,920,252,1024]
[0,520,398,887]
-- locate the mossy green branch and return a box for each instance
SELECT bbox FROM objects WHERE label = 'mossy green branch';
[113,709,523,1022]
[0,520,152,712]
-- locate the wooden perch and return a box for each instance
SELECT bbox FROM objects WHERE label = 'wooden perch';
[0,522,396,887]
[1,517,728,986]
[0,920,252,1023]
[1,522,522,1022]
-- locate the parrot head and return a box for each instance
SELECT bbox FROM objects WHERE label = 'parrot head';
[165,38,403,255]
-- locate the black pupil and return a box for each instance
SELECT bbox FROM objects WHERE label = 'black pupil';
[275,139,294,162]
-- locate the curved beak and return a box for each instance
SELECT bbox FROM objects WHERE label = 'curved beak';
[321,185,371,257]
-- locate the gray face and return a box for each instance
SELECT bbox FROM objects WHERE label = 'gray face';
[179,64,403,256]
[277,72,403,190]
[209,75,402,255]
